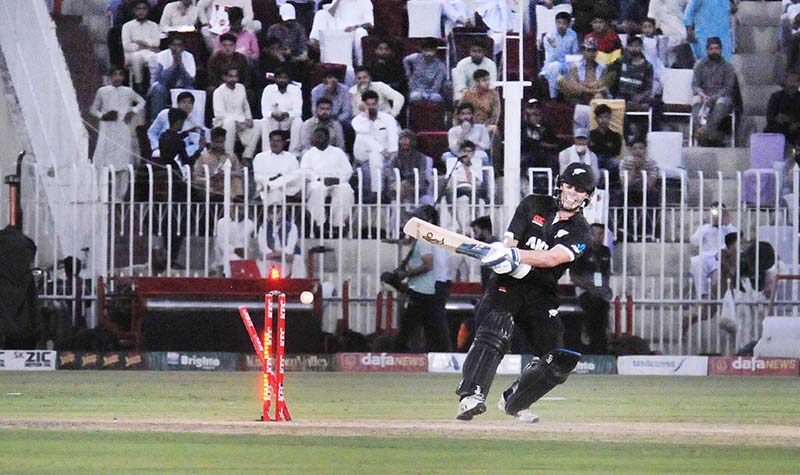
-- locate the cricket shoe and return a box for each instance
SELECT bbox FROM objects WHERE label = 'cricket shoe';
[497,386,540,423]
[456,393,486,421]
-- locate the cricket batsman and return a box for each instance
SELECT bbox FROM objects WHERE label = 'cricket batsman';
[456,162,595,422]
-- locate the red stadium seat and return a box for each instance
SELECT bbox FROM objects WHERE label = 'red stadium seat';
[416,131,449,173]
[450,27,493,62]
[309,63,347,88]
[541,101,575,147]
[501,33,538,81]
[408,100,446,132]
[372,0,408,38]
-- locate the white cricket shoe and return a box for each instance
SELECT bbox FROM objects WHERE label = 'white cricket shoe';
[456,394,486,421]
[497,392,540,423]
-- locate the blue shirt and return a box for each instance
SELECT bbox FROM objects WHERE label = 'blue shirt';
[310,83,352,122]
[407,240,436,295]
[147,108,202,156]
[544,28,580,64]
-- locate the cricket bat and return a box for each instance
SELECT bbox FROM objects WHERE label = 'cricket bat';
[402,217,492,260]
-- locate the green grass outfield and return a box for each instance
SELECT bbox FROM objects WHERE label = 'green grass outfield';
[1,372,799,474]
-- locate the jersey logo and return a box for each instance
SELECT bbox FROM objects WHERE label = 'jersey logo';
[498,286,507,293]
[525,236,549,251]
[548,309,559,319]
[572,168,587,175]
[571,243,586,254]
[531,215,545,226]
[555,229,569,238]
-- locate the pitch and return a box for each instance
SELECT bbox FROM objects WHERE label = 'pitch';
[1,372,799,474]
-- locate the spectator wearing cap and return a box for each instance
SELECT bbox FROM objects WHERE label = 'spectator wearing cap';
[350,67,405,118]
[683,0,732,61]
[211,6,260,61]
[691,36,736,145]
[453,43,497,102]
[367,39,407,94]
[295,97,345,155]
[403,38,448,103]
[260,68,303,152]
[311,68,352,123]
[557,38,609,105]
[266,3,309,61]
[521,99,559,193]
[159,0,201,39]
[585,16,623,55]
[121,0,160,91]
[459,69,502,133]
[558,128,601,185]
[148,90,205,158]
[589,104,622,185]
[539,11,580,99]
[147,34,196,121]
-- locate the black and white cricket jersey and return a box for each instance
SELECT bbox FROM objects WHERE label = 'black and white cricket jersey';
[498,194,591,302]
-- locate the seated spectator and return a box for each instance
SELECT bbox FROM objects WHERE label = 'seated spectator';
[692,37,736,146]
[159,0,201,39]
[571,0,617,36]
[295,97,345,155]
[311,68,352,123]
[90,66,146,200]
[520,99,559,193]
[252,131,303,205]
[212,67,260,160]
[787,14,800,74]
[352,90,400,191]
[207,33,252,90]
[199,0,261,51]
[403,38,448,103]
[448,102,491,155]
[349,67,405,118]
[558,128,601,185]
[385,130,434,204]
[683,0,732,61]
[453,43,497,102]
[300,127,356,229]
[459,69,501,133]
[257,205,306,278]
[446,141,484,233]
[256,37,291,90]
[260,68,303,151]
[474,0,517,55]
[367,39,407,94]
[557,38,609,105]
[121,1,160,91]
[193,126,244,197]
[147,34,196,121]
[441,0,474,35]
[158,108,202,168]
[589,104,622,185]
[609,36,654,107]
[319,0,375,66]
[148,91,205,159]
[213,203,256,275]
[647,1,687,56]
[585,16,623,58]
[266,4,309,62]
[765,73,800,148]
[619,136,660,238]
[690,202,737,298]
[211,7,259,62]
[640,18,666,94]
[539,11,580,99]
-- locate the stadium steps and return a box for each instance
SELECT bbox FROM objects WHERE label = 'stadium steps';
[731,54,785,86]
[735,0,784,27]
[736,25,781,54]
[53,15,103,124]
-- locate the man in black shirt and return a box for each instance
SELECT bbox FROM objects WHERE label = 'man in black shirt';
[568,223,611,354]
[589,104,622,186]
[456,162,594,422]
[157,108,204,169]
[520,99,559,194]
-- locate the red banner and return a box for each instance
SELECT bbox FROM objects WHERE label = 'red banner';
[335,353,428,372]
[708,357,800,376]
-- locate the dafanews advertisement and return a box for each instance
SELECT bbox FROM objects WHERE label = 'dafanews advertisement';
[617,355,709,376]
[0,350,56,371]
[708,357,800,376]
[428,353,521,375]
[335,353,428,372]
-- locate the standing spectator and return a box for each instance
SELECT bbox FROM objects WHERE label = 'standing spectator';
[640,18,666,94]
[352,90,400,191]
[692,37,736,146]
[211,7,259,62]
[539,11,580,99]
[349,67,405,118]
[295,97,345,155]
[589,104,622,185]
[212,67,260,160]
[765,72,800,150]
[459,69,501,133]
[193,127,245,197]
[647,0,689,57]
[148,90,205,159]
[199,0,261,51]
[619,136,660,239]
[266,4,309,61]
[252,131,303,205]
[147,34,196,121]
[311,69,352,123]
[690,202,737,298]
[385,130,434,204]
[257,205,306,278]
[403,38,448,103]
[557,38,609,106]
[447,141,485,233]
[448,102,492,156]
[299,127,356,229]
[90,66,146,200]
[683,0,732,61]
[453,43,497,102]
[326,0,375,66]
[121,0,160,91]
[260,68,303,151]
[558,128,601,185]
[585,16,623,56]
[207,33,252,90]
[367,40,406,94]
[569,223,611,354]
[520,99,559,193]
[159,0,201,39]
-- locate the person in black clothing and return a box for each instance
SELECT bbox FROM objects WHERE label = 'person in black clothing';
[157,108,204,169]
[568,223,611,354]
[764,72,800,148]
[368,39,406,94]
[520,99,559,194]
[589,104,622,186]
[470,215,499,289]
[456,162,594,423]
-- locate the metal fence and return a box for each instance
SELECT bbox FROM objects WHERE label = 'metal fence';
[22,160,800,354]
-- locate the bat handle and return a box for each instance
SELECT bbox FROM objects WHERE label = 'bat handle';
[455,243,491,260]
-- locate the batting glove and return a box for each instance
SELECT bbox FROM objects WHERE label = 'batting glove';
[480,242,521,274]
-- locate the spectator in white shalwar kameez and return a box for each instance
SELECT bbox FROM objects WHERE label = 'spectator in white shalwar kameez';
[352,89,400,193]
[257,205,307,278]
[90,66,146,200]
[260,69,303,153]
[252,131,303,205]
[647,0,689,52]
[299,127,355,229]
[214,204,256,276]
[690,202,737,298]
[122,1,161,89]
[212,67,260,159]
[314,0,374,66]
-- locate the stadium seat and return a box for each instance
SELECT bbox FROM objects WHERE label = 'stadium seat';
[661,68,694,146]
[319,29,355,68]
[372,0,408,38]
[407,0,443,38]
[647,131,687,205]
[309,62,347,88]
[408,100,446,132]
[743,133,785,206]
[416,131,449,172]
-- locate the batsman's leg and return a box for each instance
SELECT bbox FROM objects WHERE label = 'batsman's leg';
[500,349,581,417]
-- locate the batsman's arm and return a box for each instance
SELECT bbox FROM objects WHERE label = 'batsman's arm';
[517,246,574,268]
